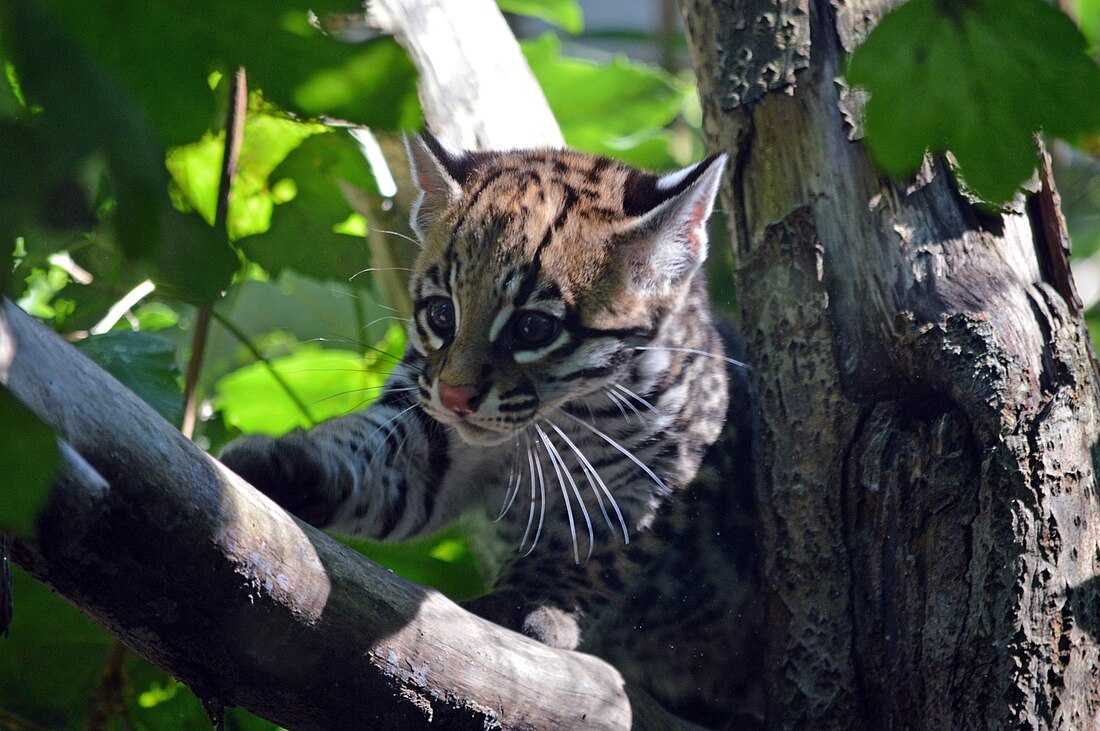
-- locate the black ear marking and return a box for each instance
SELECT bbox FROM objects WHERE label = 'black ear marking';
[615,154,728,292]
[416,131,499,187]
[406,132,503,239]
[622,154,723,218]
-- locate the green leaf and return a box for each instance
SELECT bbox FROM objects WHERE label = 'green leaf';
[214,327,404,436]
[0,568,113,724]
[2,0,238,302]
[345,528,486,601]
[846,0,1100,202]
[20,0,417,144]
[4,0,175,258]
[151,206,239,305]
[74,331,183,426]
[167,101,327,241]
[0,385,60,535]
[522,34,687,169]
[1,0,417,305]
[497,0,584,33]
[1078,0,1100,50]
[131,301,181,332]
[0,569,279,729]
[291,37,421,128]
[237,132,378,280]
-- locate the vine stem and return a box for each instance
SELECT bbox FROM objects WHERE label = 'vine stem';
[181,67,247,439]
[207,309,317,428]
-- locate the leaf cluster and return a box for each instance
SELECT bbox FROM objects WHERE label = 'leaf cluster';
[847,0,1100,203]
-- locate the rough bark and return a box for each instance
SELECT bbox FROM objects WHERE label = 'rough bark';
[681,0,1100,728]
[1,300,648,730]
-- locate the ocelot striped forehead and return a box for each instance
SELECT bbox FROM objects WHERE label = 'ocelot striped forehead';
[402,133,725,445]
[408,136,722,316]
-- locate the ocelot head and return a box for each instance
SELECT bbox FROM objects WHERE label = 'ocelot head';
[404,133,725,446]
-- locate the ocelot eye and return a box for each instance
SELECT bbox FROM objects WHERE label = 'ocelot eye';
[511,310,560,348]
[425,297,456,339]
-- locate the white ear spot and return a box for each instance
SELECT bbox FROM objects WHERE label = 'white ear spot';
[655,164,697,192]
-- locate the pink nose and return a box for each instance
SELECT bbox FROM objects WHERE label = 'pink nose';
[438,382,478,415]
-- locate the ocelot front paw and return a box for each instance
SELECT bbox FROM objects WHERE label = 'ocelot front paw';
[462,590,581,650]
[219,433,337,528]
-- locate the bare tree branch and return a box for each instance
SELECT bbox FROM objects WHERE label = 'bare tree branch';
[365,0,564,149]
[3,299,639,729]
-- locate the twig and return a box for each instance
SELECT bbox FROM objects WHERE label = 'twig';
[208,308,317,428]
[182,67,248,438]
[85,641,131,731]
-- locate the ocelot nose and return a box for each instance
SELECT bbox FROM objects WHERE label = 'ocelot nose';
[438,381,479,416]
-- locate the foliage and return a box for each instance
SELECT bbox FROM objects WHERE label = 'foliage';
[499,0,585,34]
[213,330,403,436]
[3,0,1097,725]
[522,33,693,169]
[0,0,699,726]
[74,331,184,426]
[847,0,1100,203]
[0,387,59,537]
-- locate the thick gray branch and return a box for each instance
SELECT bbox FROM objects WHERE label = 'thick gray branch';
[1,300,632,729]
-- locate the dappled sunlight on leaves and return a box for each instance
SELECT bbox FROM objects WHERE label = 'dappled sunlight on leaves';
[214,325,405,436]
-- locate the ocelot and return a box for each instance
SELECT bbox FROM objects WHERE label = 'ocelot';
[220,133,762,728]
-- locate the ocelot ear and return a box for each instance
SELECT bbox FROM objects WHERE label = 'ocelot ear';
[616,153,727,294]
[405,132,493,240]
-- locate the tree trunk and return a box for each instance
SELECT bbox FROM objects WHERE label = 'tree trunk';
[681,0,1100,728]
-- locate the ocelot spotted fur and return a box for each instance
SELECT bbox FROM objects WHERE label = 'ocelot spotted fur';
[220,133,762,728]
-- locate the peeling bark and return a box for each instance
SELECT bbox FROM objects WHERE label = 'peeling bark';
[682,0,1100,727]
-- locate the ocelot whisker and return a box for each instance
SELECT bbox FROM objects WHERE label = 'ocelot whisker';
[613,390,643,423]
[349,266,415,283]
[308,334,410,369]
[371,228,422,247]
[361,401,420,450]
[525,428,548,555]
[518,430,536,549]
[634,345,749,370]
[547,419,612,536]
[282,367,411,377]
[390,429,413,478]
[497,434,523,521]
[546,423,595,562]
[365,400,420,472]
[557,408,668,493]
[309,385,417,408]
[545,418,629,545]
[365,315,413,330]
[535,422,592,563]
[613,383,662,418]
[604,388,633,423]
